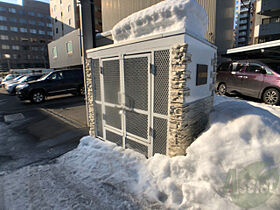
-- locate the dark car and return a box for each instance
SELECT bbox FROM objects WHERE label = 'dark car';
[16,69,84,103]
[216,60,280,105]
[6,74,42,95]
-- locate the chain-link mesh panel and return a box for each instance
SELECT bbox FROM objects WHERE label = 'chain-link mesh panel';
[95,104,103,138]
[93,59,101,101]
[105,106,121,130]
[153,117,167,155]
[103,60,120,104]
[124,57,148,111]
[154,50,170,115]
[126,111,148,139]
[106,130,122,147]
[126,138,148,157]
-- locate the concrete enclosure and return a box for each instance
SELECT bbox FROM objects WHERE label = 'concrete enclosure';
[86,30,217,157]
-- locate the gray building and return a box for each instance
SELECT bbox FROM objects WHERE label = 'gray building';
[48,0,102,69]
[0,0,52,71]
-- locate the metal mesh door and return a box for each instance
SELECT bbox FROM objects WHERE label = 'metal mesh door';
[124,56,149,143]
[103,59,122,132]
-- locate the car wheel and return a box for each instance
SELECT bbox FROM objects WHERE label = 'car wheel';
[31,90,45,103]
[218,83,227,96]
[79,86,85,96]
[263,88,280,105]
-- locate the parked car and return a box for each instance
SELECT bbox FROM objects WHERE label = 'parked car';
[16,69,84,103]
[6,74,42,95]
[0,74,19,88]
[216,60,280,105]
[2,75,24,89]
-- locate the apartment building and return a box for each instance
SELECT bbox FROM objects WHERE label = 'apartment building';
[0,0,52,71]
[48,0,102,69]
[101,0,236,53]
[234,0,253,47]
[251,0,280,44]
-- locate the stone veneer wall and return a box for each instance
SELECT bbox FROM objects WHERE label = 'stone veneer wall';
[85,58,95,136]
[167,43,215,157]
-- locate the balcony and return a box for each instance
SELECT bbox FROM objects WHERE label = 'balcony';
[259,22,280,36]
[258,0,280,16]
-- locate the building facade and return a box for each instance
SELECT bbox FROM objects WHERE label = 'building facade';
[101,0,235,53]
[48,0,102,69]
[234,0,253,47]
[252,0,280,44]
[0,0,52,71]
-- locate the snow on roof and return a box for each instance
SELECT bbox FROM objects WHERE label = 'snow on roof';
[112,0,208,43]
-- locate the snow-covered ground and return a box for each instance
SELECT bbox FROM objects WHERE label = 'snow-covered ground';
[1,95,280,209]
[112,0,208,43]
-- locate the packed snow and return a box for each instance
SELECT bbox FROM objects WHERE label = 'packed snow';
[1,95,280,209]
[112,0,208,43]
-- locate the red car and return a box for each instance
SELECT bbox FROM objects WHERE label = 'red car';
[216,60,280,105]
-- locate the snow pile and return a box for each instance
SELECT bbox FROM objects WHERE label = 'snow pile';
[2,95,280,209]
[112,0,208,43]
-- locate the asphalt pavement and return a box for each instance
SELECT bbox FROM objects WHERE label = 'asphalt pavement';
[0,88,89,172]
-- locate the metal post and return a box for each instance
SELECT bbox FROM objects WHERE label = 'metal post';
[78,0,90,127]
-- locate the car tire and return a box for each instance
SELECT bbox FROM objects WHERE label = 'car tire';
[218,83,227,96]
[31,90,45,103]
[263,88,280,105]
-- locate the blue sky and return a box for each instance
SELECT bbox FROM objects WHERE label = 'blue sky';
[0,0,49,5]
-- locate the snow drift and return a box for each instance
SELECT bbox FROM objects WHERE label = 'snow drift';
[3,96,280,209]
[112,0,208,43]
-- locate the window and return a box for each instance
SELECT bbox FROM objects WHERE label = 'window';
[13,54,18,59]
[8,8,16,13]
[2,44,10,50]
[55,17,57,22]
[12,45,20,50]
[0,16,7,21]
[68,5,71,12]
[52,46,57,58]
[246,64,263,73]
[9,17,17,22]
[20,28,27,33]
[54,5,56,12]
[61,12,63,17]
[19,19,27,24]
[47,23,52,28]
[47,31,53,36]
[10,27,18,32]
[38,21,44,26]
[39,30,45,35]
[0,35,8,40]
[37,13,43,18]
[31,46,38,51]
[18,10,25,15]
[28,11,35,16]
[30,29,37,34]
[56,28,58,34]
[0,25,8,31]
[0,7,6,12]
[48,72,63,80]
[29,20,36,25]
[66,41,73,54]
[68,18,71,25]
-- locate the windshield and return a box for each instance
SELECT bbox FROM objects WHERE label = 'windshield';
[18,76,28,83]
[4,74,15,80]
[14,75,24,81]
[263,62,280,74]
[39,72,52,81]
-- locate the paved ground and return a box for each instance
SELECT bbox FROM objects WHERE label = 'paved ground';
[0,88,89,172]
